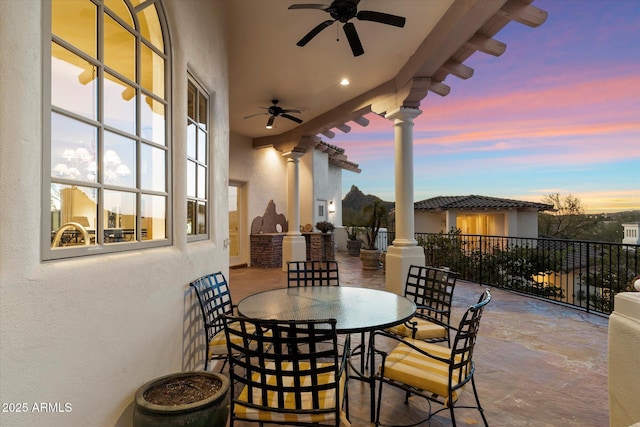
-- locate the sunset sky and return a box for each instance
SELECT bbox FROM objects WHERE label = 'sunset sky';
[337,0,640,214]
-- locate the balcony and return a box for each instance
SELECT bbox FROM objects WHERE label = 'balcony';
[229,250,609,426]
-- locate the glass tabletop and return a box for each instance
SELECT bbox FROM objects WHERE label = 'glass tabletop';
[237,286,416,333]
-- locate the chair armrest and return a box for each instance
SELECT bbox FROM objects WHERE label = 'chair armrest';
[415,304,449,316]
[371,330,451,365]
[412,311,450,329]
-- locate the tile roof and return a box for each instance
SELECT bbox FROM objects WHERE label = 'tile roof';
[414,195,554,211]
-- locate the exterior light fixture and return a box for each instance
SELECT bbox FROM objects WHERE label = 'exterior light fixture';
[328,201,336,214]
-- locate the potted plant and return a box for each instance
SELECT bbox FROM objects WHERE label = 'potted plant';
[346,225,363,257]
[315,221,335,233]
[133,371,229,427]
[360,200,387,269]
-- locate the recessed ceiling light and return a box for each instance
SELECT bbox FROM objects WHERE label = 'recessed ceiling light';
[340,78,350,86]
[266,125,273,129]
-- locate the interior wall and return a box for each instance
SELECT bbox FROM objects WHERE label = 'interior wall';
[0,1,230,426]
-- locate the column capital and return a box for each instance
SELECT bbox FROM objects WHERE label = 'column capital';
[282,148,305,160]
[385,107,422,122]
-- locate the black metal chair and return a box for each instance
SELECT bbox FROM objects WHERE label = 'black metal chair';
[387,265,459,346]
[223,315,350,427]
[373,289,492,427]
[189,272,242,371]
[287,260,340,287]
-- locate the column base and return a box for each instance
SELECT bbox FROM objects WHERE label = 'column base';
[282,235,306,271]
[384,245,425,295]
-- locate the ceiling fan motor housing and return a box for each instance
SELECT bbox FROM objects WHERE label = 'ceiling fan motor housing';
[328,0,358,22]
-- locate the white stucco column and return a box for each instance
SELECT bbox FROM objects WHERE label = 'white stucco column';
[384,107,426,295]
[282,149,307,270]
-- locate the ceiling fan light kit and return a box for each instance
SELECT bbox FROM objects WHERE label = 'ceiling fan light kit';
[289,0,406,57]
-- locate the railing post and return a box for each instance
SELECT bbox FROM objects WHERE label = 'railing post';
[585,242,591,314]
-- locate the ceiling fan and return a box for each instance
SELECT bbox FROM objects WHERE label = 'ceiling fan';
[243,99,303,129]
[288,0,406,57]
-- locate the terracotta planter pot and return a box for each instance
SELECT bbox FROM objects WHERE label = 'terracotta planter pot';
[360,248,381,270]
[133,371,229,427]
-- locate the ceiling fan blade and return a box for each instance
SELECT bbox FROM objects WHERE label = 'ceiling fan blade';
[281,114,303,124]
[243,112,268,119]
[281,109,302,114]
[357,10,406,27]
[266,115,275,128]
[343,22,364,57]
[288,4,330,11]
[297,19,335,46]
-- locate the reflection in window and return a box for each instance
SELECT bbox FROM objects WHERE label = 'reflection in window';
[50,184,98,247]
[186,77,209,239]
[103,190,136,243]
[48,0,169,258]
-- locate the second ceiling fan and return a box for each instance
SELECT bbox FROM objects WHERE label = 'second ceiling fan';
[244,99,303,129]
[289,0,406,57]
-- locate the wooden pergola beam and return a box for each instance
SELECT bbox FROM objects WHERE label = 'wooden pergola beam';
[465,34,507,57]
[500,1,548,28]
[441,60,474,80]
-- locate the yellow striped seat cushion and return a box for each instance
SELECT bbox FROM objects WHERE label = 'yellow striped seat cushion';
[387,318,447,340]
[235,361,346,425]
[380,339,466,406]
[208,323,258,356]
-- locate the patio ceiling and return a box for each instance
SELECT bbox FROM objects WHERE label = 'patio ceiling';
[226,0,547,154]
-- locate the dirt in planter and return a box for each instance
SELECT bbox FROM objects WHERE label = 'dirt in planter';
[144,374,223,406]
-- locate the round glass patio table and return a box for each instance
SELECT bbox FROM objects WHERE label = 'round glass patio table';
[237,286,416,422]
[236,286,416,333]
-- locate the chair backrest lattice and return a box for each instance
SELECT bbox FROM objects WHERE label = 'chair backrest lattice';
[190,272,234,344]
[287,261,340,287]
[404,265,459,324]
[449,289,491,391]
[223,315,344,423]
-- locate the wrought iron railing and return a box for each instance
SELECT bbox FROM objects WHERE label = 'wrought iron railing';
[379,231,640,315]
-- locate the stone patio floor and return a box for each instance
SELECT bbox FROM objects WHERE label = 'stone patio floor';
[226,251,609,427]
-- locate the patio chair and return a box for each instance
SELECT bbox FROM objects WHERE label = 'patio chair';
[223,315,350,427]
[287,260,340,287]
[387,265,459,346]
[189,271,245,371]
[372,289,491,427]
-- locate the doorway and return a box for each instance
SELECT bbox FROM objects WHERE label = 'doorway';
[228,183,246,267]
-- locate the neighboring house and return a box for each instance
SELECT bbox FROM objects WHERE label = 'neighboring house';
[0,1,547,425]
[622,222,640,245]
[415,195,554,238]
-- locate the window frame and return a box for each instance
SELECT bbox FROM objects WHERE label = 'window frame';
[42,0,172,260]
[186,72,210,242]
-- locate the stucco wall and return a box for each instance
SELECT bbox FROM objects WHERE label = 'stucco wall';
[517,210,540,238]
[415,211,446,233]
[229,132,287,264]
[328,164,343,227]
[0,1,230,426]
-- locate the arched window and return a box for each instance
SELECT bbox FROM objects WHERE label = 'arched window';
[45,0,170,259]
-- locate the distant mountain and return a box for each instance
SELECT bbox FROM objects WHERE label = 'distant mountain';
[342,185,394,225]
